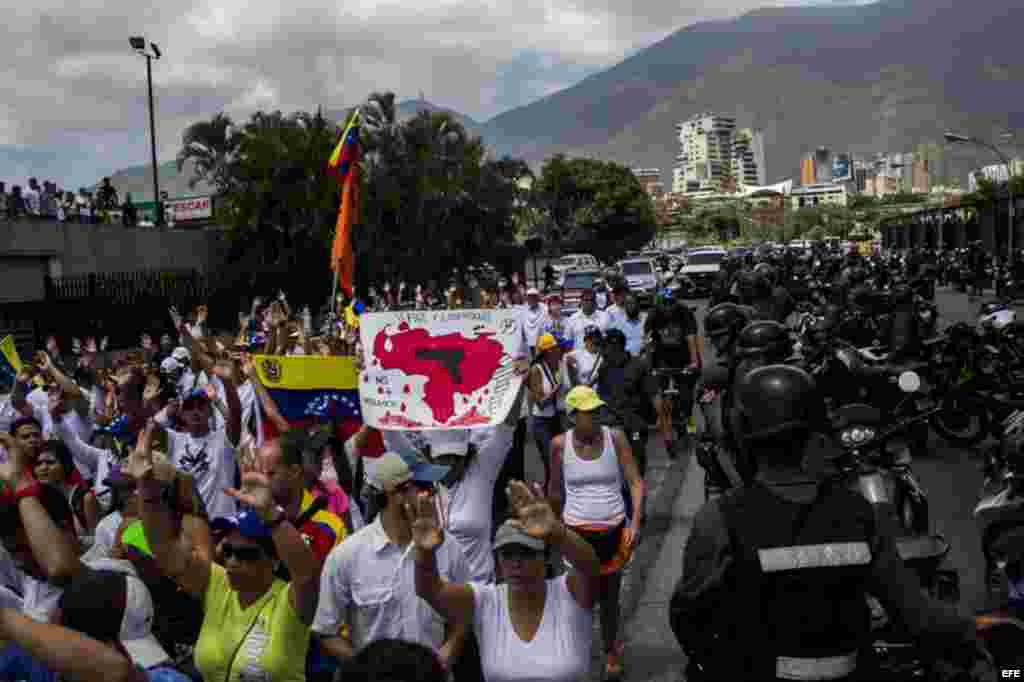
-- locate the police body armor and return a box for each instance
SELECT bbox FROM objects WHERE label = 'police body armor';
[708,481,876,681]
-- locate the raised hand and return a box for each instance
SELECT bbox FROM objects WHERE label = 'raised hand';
[507,480,558,541]
[195,305,208,325]
[126,420,157,482]
[72,338,82,355]
[0,432,29,489]
[406,493,444,552]
[224,471,275,517]
[100,337,109,351]
[45,336,59,357]
[34,351,53,371]
[85,337,98,354]
[140,334,153,351]
[240,354,257,380]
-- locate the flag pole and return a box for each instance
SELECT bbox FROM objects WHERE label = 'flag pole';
[328,106,362,338]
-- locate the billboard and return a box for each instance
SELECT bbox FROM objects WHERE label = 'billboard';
[832,153,852,182]
[167,196,213,221]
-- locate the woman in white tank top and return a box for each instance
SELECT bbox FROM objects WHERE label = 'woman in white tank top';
[547,386,644,681]
[412,480,601,682]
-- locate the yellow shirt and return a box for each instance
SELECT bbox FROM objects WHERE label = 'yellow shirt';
[194,563,310,682]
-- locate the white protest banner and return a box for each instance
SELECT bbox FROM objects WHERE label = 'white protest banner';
[358,308,524,430]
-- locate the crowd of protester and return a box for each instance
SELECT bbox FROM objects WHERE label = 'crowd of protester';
[0,176,141,226]
[0,278,664,682]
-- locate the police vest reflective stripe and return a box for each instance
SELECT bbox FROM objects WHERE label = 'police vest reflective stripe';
[776,652,857,680]
[757,541,872,573]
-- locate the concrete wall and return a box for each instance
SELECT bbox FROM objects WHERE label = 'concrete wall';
[0,219,231,302]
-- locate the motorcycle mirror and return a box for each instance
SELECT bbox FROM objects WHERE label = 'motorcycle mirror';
[898,371,921,393]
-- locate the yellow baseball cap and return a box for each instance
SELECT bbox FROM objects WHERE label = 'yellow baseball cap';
[565,385,606,413]
[536,334,558,353]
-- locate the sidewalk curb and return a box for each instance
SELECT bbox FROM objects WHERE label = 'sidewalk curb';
[620,447,694,623]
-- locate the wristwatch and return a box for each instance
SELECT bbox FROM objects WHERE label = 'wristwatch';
[14,481,43,502]
[262,505,288,529]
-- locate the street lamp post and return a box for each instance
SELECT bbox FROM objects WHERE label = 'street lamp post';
[945,131,1015,258]
[130,37,163,227]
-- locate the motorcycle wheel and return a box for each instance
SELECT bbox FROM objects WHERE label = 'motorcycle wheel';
[931,396,989,446]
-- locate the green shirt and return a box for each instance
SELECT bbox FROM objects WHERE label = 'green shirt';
[193,563,310,682]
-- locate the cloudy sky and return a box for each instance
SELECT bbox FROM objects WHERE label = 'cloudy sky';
[2,0,863,191]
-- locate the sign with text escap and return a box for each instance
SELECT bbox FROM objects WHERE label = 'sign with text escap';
[166,196,213,221]
[359,308,525,430]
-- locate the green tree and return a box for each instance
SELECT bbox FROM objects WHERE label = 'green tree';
[219,109,340,267]
[176,112,238,194]
[531,155,656,261]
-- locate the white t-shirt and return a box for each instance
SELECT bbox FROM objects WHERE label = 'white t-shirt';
[470,574,593,682]
[566,310,608,351]
[566,348,599,388]
[435,425,514,582]
[520,305,549,351]
[167,427,239,519]
[0,546,137,622]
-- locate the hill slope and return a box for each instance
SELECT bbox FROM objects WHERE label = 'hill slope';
[479,0,1024,184]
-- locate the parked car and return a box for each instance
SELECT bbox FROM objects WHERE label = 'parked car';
[676,248,727,298]
[561,269,603,316]
[551,254,599,284]
[617,257,661,306]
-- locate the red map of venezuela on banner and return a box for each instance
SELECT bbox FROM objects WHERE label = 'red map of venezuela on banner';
[359,309,525,430]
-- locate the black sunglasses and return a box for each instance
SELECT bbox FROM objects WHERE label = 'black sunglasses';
[221,543,266,562]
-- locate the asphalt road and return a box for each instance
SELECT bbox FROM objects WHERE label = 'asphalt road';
[518,286,1011,681]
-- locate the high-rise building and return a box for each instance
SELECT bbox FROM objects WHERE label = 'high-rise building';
[800,157,817,186]
[733,128,767,188]
[672,114,766,194]
[814,147,833,184]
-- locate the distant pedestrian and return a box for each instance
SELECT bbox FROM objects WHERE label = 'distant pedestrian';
[121,194,138,227]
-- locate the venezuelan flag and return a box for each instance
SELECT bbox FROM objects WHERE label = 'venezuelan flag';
[0,335,23,392]
[252,355,361,422]
[328,111,360,298]
[327,111,361,184]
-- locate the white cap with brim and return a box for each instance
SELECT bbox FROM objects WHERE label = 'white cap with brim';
[493,520,545,552]
[370,452,450,492]
[121,574,172,669]
[171,347,191,363]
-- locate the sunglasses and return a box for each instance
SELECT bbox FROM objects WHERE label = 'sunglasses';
[395,480,435,494]
[497,545,544,560]
[221,543,266,562]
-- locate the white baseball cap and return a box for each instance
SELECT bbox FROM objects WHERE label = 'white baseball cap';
[170,347,191,363]
[159,356,181,374]
[59,569,170,670]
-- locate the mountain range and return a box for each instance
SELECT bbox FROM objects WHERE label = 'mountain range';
[92,0,1024,197]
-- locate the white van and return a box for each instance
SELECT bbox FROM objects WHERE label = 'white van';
[552,254,599,282]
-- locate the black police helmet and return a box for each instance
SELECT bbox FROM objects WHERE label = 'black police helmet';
[735,364,818,441]
[704,303,751,340]
[735,320,793,359]
[603,327,627,349]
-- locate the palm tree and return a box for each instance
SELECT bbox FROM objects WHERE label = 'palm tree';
[176,112,238,194]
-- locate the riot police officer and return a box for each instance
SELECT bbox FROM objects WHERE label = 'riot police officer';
[670,364,992,681]
[733,320,795,381]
